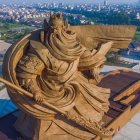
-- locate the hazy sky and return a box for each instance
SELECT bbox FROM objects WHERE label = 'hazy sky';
[0,0,138,4]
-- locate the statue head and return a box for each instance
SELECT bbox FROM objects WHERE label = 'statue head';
[44,12,69,32]
[49,12,64,30]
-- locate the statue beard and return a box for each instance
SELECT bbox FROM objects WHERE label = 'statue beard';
[45,25,84,62]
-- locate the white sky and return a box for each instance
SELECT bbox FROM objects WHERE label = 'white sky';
[0,0,138,4]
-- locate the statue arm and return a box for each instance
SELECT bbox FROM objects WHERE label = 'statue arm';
[78,49,106,84]
[79,41,113,71]
[16,52,45,104]
[78,48,106,70]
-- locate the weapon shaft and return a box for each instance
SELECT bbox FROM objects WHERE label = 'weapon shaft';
[0,77,113,138]
[0,77,66,115]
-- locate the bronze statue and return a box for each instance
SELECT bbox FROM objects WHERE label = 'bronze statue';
[2,13,137,140]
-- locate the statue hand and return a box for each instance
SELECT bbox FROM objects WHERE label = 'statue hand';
[33,92,44,105]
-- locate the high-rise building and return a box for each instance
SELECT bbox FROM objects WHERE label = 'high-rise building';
[98,4,101,11]
[104,0,108,6]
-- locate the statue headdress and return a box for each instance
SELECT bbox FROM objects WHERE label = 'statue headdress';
[49,12,64,29]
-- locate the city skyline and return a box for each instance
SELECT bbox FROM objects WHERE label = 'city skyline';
[0,0,138,4]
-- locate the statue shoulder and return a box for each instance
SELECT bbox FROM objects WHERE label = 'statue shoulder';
[30,40,50,66]
[30,40,48,51]
[30,40,49,56]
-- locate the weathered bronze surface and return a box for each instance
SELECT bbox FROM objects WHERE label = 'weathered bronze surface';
[2,13,138,140]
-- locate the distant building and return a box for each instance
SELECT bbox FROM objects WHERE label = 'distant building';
[136,13,140,20]
[98,4,101,11]
[104,0,108,6]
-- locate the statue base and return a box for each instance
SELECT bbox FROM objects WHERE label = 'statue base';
[14,71,140,140]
